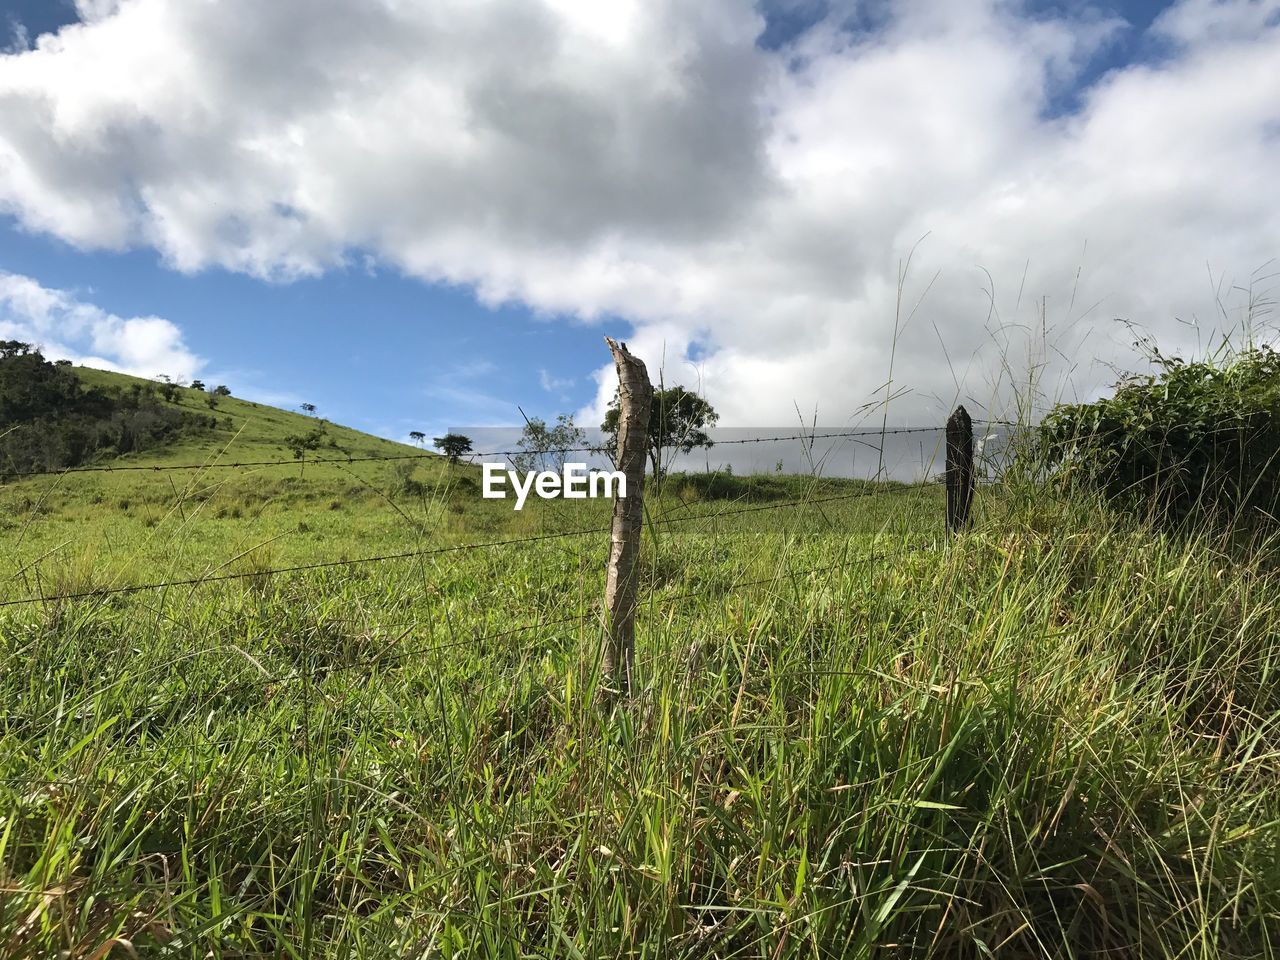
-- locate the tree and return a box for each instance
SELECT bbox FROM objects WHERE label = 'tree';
[300,402,317,416]
[1,340,33,359]
[433,433,473,463]
[190,380,206,391]
[205,393,219,409]
[155,374,179,403]
[408,430,426,446]
[213,384,231,396]
[2,344,216,474]
[511,414,586,473]
[602,385,718,480]
[284,422,327,459]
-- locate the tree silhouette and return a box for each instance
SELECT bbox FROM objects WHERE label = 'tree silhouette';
[300,402,317,416]
[409,430,426,446]
[433,433,473,463]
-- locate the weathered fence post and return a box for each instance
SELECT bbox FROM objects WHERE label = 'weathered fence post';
[946,405,975,533]
[603,337,652,699]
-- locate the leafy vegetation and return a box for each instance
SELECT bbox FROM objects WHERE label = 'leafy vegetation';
[434,432,474,462]
[602,385,719,478]
[283,420,333,459]
[1039,344,1280,525]
[0,342,218,476]
[0,365,1277,957]
[511,414,587,472]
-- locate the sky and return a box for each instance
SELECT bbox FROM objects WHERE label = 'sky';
[0,0,1277,448]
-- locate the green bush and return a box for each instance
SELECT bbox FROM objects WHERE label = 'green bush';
[1039,345,1280,524]
[0,341,215,475]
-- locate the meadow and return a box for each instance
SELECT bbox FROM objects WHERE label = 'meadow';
[1,371,1277,958]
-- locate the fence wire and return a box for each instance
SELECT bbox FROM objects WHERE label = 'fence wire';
[0,544,920,791]
[0,420,1021,479]
[0,487,933,609]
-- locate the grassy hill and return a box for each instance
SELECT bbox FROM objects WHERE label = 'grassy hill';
[71,365,430,466]
[0,365,942,593]
[1,365,1277,957]
[0,364,474,592]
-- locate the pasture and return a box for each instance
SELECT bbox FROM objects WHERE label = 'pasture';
[0,371,1277,958]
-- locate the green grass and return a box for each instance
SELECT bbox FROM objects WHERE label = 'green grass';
[0,369,1277,957]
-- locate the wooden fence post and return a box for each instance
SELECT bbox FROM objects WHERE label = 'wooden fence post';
[603,337,652,699]
[946,405,975,533]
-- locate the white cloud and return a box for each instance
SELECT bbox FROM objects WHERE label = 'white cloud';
[539,368,574,394]
[0,0,1277,426]
[0,271,203,381]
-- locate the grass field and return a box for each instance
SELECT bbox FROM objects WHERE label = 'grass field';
[1,369,1278,957]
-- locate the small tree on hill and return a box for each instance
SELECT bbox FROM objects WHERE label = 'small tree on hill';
[213,385,231,397]
[409,430,426,446]
[300,402,317,416]
[512,414,586,473]
[155,374,179,403]
[284,422,328,459]
[433,433,473,463]
[602,385,718,480]
[190,380,206,392]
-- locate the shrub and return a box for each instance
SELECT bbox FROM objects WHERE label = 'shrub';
[0,343,215,474]
[283,422,328,459]
[391,460,424,497]
[1039,345,1280,524]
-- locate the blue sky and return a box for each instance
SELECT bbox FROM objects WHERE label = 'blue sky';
[0,217,605,440]
[0,0,1276,444]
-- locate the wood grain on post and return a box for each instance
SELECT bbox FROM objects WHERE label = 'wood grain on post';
[945,405,975,533]
[603,337,652,698]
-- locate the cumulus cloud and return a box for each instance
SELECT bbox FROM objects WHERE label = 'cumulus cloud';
[0,271,203,381]
[0,0,1277,425]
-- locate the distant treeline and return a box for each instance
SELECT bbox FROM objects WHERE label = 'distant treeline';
[0,341,221,476]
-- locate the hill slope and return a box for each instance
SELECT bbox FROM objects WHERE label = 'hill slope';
[70,365,429,468]
[1,365,943,590]
[0,364,481,587]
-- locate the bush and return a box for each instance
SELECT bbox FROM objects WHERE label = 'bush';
[1039,345,1280,524]
[283,422,328,460]
[391,460,424,497]
[0,342,215,475]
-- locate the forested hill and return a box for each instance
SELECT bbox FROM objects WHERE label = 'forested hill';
[0,341,422,477]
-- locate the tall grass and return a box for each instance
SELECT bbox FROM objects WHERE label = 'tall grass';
[1,477,1278,957]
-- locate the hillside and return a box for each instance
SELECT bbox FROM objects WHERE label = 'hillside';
[0,363,940,595]
[0,362,474,589]
[1,363,1277,956]
[68,365,431,469]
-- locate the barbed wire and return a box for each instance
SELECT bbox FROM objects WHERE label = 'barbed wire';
[0,420,1022,480]
[0,546,918,789]
[0,487,934,609]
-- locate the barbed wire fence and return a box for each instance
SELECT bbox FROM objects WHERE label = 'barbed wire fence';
[0,388,1011,700]
[0,544,930,790]
[0,347,1024,791]
[0,350,1030,950]
[0,421,1018,479]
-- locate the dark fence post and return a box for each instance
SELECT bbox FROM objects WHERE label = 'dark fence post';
[602,337,652,700]
[946,405,975,533]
